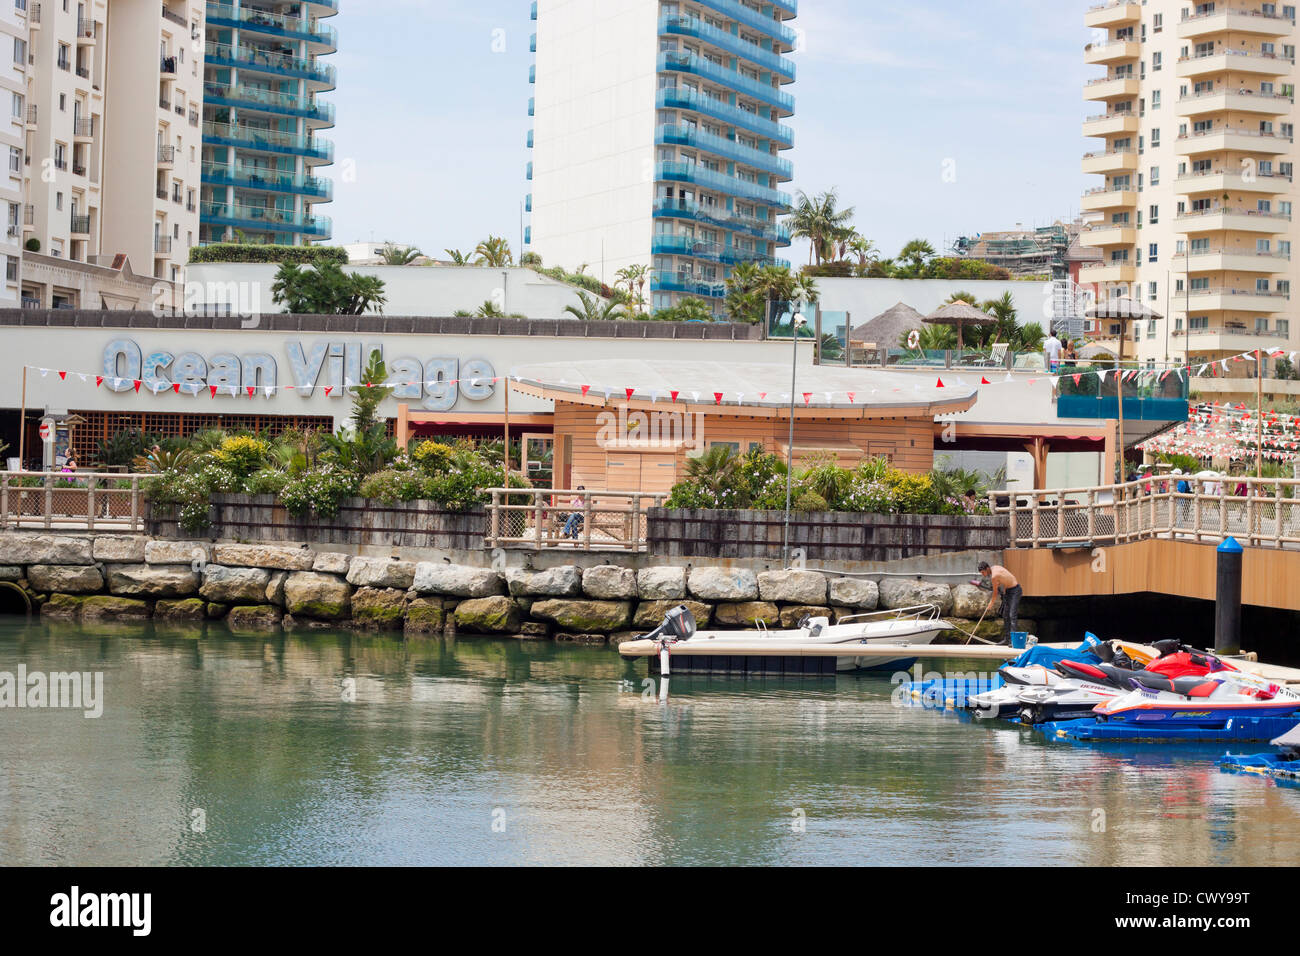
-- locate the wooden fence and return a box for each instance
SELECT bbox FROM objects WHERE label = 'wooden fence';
[147,494,485,550]
[646,507,1009,561]
[484,488,667,552]
[1,471,145,532]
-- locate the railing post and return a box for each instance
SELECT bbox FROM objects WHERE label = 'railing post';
[632,493,643,552]
[0,473,7,530]
[533,490,544,549]
[1218,481,1227,541]
[1030,492,1040,546]
[489,490,500,547]
[1056,492,1064,544]
[1275,481,1283,547]
[582,493,593,550]
[1246,486,1255,548]
[1193,486,1202,543]
[86,475,96,532]
[43,473,53,530]
[131,476,140,532]
[1087,489,1096,542]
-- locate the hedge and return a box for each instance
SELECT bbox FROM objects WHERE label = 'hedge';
[189,244,350,265]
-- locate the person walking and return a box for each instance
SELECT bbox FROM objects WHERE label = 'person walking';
[978,561,1022,645]
[1043,328,1063,373]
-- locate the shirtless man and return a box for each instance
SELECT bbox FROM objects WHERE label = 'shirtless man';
[978,561,1021,645]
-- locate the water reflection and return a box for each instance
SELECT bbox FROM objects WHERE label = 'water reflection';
[0,620,1296,866]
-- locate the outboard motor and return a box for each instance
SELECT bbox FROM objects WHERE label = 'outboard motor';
[642,605,696,643]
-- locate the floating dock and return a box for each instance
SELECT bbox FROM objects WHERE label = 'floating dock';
[619,639,1027,676]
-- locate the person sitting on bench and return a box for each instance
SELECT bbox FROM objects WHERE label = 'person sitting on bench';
[562,487,586,538]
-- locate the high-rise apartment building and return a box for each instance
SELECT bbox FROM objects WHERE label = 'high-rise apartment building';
[200,0,337,247]
[526,0,795,314]
[1080,1,1297,379]
[0,2,28,306]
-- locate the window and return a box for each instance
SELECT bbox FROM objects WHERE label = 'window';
[1148,243,1158,263]
[1277,280,1290,295]
[1153,52,1162,71]
[1258,239,1271,253]
[12,37,24,66]
[1152,90,1161,109]
[1257,279,1271,293]
[1148,281,1158,302]
[1149,166,1159,186]
[4,256,14,283]
[1151,128,1160,147]
[8,146,18,173]
[1149,204,1159,224]
[1189,316,1209,330]
[1153,13,1163,32]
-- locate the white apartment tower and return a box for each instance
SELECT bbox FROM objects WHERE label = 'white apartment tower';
[1081,1,1297,383]
[526,0,796,315]
[0,2,28,306]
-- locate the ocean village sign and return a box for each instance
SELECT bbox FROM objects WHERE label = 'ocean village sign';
[102,338,496,412]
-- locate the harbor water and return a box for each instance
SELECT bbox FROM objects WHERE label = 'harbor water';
[1,618,1297,866]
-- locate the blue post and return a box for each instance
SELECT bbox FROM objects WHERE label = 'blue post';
[1215,536,1243,655]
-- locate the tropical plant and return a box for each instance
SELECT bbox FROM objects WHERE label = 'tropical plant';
[473,235,513,267]
[563,290,628,321]
[444,248,473,265]
[378,243,422,265]
[788,188,856,266]
[1013,321,1046,352]
[96,430,151,468]
[895,239,937,277]
[519,251,543,267]
[652,297,715,322]
[271,261,387,314]
[615,264,650,315]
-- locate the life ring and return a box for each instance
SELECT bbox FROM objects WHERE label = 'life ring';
[907,329,920,349]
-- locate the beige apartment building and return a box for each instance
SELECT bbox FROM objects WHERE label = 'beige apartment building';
[20,0,202,307]
[1081,1,1299,401]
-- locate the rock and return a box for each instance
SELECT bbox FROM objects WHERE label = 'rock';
[265,571,287,607]
[554,632,608,645]
[505,566,582,597]
[39,593,84,621]
[951,583,992,620]
[0,533,92,565]
[758,570,827,605]
[518,620,550,640]
[412,563,503,598]
[779,605,833,629]
[631,600,713,630]
[145,540,209,566]
[351,587,408,630]
[281,614,333,630]
[828,577,879,610]
[80,595,150,622]
[211,543,314,571]
[608,630,644,648]
[107,564,199,598]
[283,571,352,620]
[942,617,1005,642]
[26,565,103,594]
[200,565,272,604]
[0,567,20,582]
[403,597,445,635]
[226,605,284,631]
[453,596,521,634]
[91,535,147,563]
[637,566,687,599]
[529,599,632,633]
[713,601,780,627]
[155,598,207,622]
[205,602,229,620]
[582,565,638,600]
[878,578,954,616]
[312,552,352,575]
[688,567,758,601]
[346,557,417,590]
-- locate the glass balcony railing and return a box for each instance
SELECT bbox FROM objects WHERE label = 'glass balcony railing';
[207,3,338,48]
[652,198,790,244]
[1056,364,1189,422]
[201,161,333,200]
[651,235,788,269]
[202,120,334,161]
[660,15,795,80]
[659,51,793,113]
[650,269,727,298]
[530,1,537,20]
[696,0,798,47]
[203,81,334,124]
[656,87,793,145]
[656,123,791,178]
[657,161,790,208]
[201,200,332,237]
[527,96,534,116]
[205,41,336,87]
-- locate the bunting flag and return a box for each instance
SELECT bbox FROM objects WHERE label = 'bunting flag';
[324,386,333,397]
[713,392,723,405]
[95,376,103,388]
[580,384,590,397]
[58,371,66,380]
[980,377,990,385]
[847,392,856,403]
[935,377,945,388]
[670,390,679,403]
[625,387,635,401]
[802,392,812,406]
[172,383,181,393]
[209,385,218,398]
[133,380,142,393]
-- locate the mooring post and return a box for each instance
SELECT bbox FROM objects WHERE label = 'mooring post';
[1215,535,1243,656]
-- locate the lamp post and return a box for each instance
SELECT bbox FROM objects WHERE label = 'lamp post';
[782,302,806,566]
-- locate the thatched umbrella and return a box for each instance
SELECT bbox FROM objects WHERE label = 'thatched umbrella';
[924,301,996,351]
[849,301,925,348]
[1085,297,1164,482]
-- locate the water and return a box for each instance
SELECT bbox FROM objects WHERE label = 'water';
[1,618,1297,866]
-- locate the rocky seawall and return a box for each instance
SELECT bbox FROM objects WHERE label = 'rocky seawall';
[0,533,1023,644]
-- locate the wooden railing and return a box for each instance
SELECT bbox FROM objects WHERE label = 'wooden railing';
[0,471,145,532]
[994,476,1300,550]
[485,488,667,551]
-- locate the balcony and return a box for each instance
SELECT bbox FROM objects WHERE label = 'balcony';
[204,41,336,89]
[1173,326,1292,352]
[1083,39,1140,65]
[201,162,333,200]
[658,52,794,115]
[161,6,186,28]
[203,82,335,125]
[1176,89,1293,117]
[652,198,791,244]
[1084,74,1140,101]
[650,269,726,299]
[1175,206,1291,233]
[200,200,332,237]
[1079,185,1136,211]
[1175,169,1292,195]
[1084,1,1140,29]
[1172,249,1291,274]
[695,0,798,48]
[660,15,796,80]
[156,187,168,200]
[652,234,726,261]
[1082,111,1139,137]
[1176,126,1292,155]
[75,16,93,40]
[656,87,793,146]
[157,145,175,166]
[160,55,177,76]
[1177,9,1295,39]
[1183,287,1289,312]
[1079,225,1136,247]
[73,118,94,140]
[1081,148,1137,175]
[28,3,39,28]
[22,205,34,230]
[202,121,335,162]
[69,215,90,234]
[24,106,36,128]
[159,97,170,111]
[154,236,173,255]
[656,124,792,179]
[1177,50,1294,79]
[206,3,339,50]
[72,163,86,177]
[1078,262,1137,284]
[656,160,791,208]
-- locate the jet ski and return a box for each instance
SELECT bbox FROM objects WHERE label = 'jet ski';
[1093,670,1300,724]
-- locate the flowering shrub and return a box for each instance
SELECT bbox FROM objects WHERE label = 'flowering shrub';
[279,465,360,519]
[410,440,455,474]
[211,436,270,479]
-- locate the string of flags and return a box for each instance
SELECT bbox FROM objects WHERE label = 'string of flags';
[1140,400,1300,463]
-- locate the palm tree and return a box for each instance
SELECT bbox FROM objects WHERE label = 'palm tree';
[379,243,422,265]
[847,235,878,273]
[563,290,628,321]
[1013,321,1046,353]
[684,444,739,496]
[901,324,956,351]
[664,297,714,322]
[444,248,472,265]
[896,238,936,277]
[473,236,513,267]
[946,290,978,305]
[615,264,649,315]
[981,291,1018,347]
[788,188,856,266]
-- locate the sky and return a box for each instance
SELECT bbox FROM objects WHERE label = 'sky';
[327,0,1096,264]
